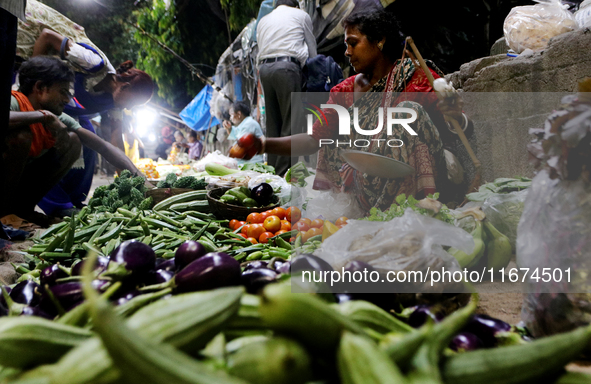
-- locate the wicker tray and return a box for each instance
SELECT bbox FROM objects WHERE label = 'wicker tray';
[145,188,194,205]
[207,187,279,221]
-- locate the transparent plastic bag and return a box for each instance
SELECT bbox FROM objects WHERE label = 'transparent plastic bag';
[302,191,365,222]
[192,150,238,172]
[517,170,591,336]
[575,0,591,28]
[316,210,472,282]
[481,189,528,252]
[503,0,578,53]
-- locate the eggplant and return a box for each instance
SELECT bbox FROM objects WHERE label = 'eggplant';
[175,252,241,293]
[148,269,175,285]
[463,314,512,347]
[110,240,156,275]
[250,183,274,205]
[114,290,143,306]
[46,282,84,312]
[174,241,207,270]
[40,264,69,286]
[71,256,110,276]
[91,279,110,292]
[450,332,483,352]
[241,268,278,293]
[155,258,176,271]
[21,306,53,319]
[10,281,42,307]
[243,261,269,271]
[275,261,291,274]
[408,305,444,328]
[290,254,334,274]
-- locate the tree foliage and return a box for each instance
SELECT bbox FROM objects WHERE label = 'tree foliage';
[220,0,264,32]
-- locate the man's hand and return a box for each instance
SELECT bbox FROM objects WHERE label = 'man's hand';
[229,133,262,160]
[437,94,464,123]
[43,111,68,138]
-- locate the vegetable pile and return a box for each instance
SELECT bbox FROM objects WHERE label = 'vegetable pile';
[155,173,208,190]
[466,177,531,202]
[87,170,153,213]
[363,193,455,224]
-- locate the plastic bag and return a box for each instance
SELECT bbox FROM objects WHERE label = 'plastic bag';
[316,210,472,291]
[192,150,238,172]
[481,189,528,252]
[504,0,578,53]
[575,0,591,27]
[302,191,366,222]
[517,170,591,337]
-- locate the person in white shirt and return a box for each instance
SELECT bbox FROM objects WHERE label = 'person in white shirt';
[256,0,316,176]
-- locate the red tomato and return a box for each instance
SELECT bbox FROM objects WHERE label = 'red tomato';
[336,224,346,229]
[280,220,292,231]
[246,237,258,245]
[238,133,256,149]
[310,219,324,229]
[247,224,265,239]
[260,210,274,221]
[245,145,259,160]
[294,220,310,232]
[289,237,296,243]
[237,233,248,239]
[286,207,301,223]
[302,227,322,243]
[241,224,252,235]
[275,230,288,236]
[263,215,281,233]
[246,212,263,224]
[335,216,348,226]
[229,219,239,230]
[259,232,274,244]
[271,207,286,220]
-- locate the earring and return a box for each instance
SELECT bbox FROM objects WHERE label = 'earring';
[378,43,383,51]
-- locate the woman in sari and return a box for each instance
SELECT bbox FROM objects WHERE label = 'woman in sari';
[235,9,472,210]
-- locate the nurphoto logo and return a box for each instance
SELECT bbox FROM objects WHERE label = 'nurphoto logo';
[305,104,418,148]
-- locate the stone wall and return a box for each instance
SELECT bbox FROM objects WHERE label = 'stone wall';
[446,28,591,182]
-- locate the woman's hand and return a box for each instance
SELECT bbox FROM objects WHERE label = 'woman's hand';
[437,94,464,123]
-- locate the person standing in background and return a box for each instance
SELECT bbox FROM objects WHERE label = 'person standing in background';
[256,0,316,175]
[175,130,203,160]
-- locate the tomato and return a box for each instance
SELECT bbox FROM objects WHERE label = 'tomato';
[245,145,259,160]
[241,224,252,235]
[247,224,265,239]
[280,220,292,231]
[238,133,256,149]
[335,216,348,226]
[289,237,296,243]
[229,219,239,230]
[263,215,281,233]
[260,210,274,221]
[275,230,288,236]
[337,224,346,229]
[246,212,263,224]
[299,218,311,226]
[293,220,310,232]
[302,227,323,243]
[237,233,248,239]
[246,237,258,245]
[310,219,324,229]
[286,207,301,223]
[259,232,274,244]
[229,145,245,159]
[271,207,286,220]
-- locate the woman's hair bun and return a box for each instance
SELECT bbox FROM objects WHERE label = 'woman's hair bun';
[117,60,135,74]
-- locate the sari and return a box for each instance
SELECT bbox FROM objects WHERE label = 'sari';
[310,58,450,211]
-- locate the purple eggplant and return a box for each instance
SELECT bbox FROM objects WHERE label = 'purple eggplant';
[21,306,53,319]
[175,252,241,293]
[175,241,207,270]
[275,261,291,274]
[46,282,84,312]
[10,281,42,307]
[450,332,483,351]
[40,264,69,286]
[251,183,274,205]
[114,290,144,306]
[91,279,110,292]
[241,268,278,293]
[464,314,512,347]
[155,258,176,271]
[408,305,444,328]
[243,261,269,271]
[148,269,175,285]
[344,260,376,273]
[110,240,155,275]
[290,254,334,274]
[71,256,110,276]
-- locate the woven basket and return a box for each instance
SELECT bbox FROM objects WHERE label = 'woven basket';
[145,188,194,205]
[207,187,279,221]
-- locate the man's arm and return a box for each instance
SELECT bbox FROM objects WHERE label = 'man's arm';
[75,128,141,174]
[265,133,319,157]
[303,14,317,58]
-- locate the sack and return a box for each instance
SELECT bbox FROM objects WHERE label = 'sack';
[303,55,344,92]
[503,0,578,53]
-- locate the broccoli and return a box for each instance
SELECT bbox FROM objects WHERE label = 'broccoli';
[92,185,109,199]
[118,178,133,197]
[190,178,208,190]
[172,176,196,189]
[131,176,145,189]
[119,169,132,179]
[138,196,153,210]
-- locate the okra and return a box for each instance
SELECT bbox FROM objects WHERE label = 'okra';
[183,211,216,221]
[88,218,112,244]
[116,208,135,218]
[142,217,178,232]
[39,222,68,240]
[153,211,183,228]
[150,229,190,241]
[39,252,72,259]
[73,224,101,242]
[94,222,124,246]
[334,300,413,335]
[245,251,263,261]
[43,231,68,253]
[190,221,211,241]
[62,214,77,253]
[274,236,293,251]
[197,239,217,253]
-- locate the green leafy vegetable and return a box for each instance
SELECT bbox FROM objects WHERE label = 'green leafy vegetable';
[240,163,276,174]
[362,193,454,224]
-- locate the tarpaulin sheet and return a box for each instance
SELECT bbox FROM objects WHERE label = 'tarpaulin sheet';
[180,84,221,131]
